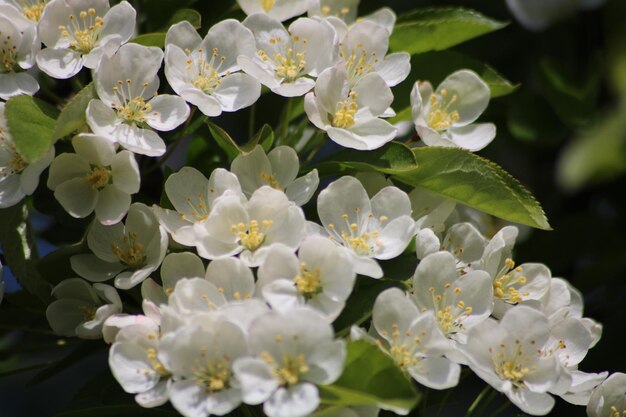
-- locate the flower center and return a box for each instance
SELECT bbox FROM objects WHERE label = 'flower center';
[187,47,226,95]
[111,80,155,124]
[262,351,310,386]
[0,33,19,73]
[84,166,111,190]
[492,341,532,388]
[147,348,171,377]
[77,303,97,321]
[58,8,104,54]
[610,406,626,417]
[261,0,275,12]
[427,89,460,130]
[321,5,351,17]
[180,193,210,222]
[328,209,386,257]
[257,35,308,84]
[21,1,47,21]
[426,284,473,335]
[331,91,358,129]
[384,323,423,368]
[293,263,322,299]
[0,135,28,178]
[111,232,146,269]
[492,258,530,304]
[339,43,379,85]
[193,355,232,393]
[231,220,273,252]
[260,172,282,190]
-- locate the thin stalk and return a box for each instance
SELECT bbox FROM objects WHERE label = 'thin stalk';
[248,104,256,139]
[420,388,430,416]
[486,400,511,417]
[240,405,256,417]
[465,385,492,417]
[435,384,456,417]
[475,389,498,417]
[278,98,292,146]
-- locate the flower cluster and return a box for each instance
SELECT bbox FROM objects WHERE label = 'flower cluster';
[0,1,619,417]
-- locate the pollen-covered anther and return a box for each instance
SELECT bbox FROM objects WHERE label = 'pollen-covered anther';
[260,172,282,189]
[427,88,461,130]
[331,91,358,129]
[59,8,104,54]
[294,263,322,299]
[232,219,273,251]
[111,232,146,269]
[84,166,111,189]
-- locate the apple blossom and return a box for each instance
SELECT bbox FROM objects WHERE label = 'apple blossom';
[237,0,314,22]
[0,15,40,100]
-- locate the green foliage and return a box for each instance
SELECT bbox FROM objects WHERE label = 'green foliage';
[53,83,96,140]
[390,7,507,55]
[161,8,202,31]
[5,95,58,163]
[208,121,275,162]
[130,33,166,48]
[319,340,420,414]
[311,142,417,176]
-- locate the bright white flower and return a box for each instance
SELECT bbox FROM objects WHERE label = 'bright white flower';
[0,15,40,100]
[153,166,244,248]
[587,372,626,417]
[233,308,346,417]
[0,103,54,208]
[46,278,121,339]
[103,299,161,343]
[411,251,493,343]
[36,0,136,79]
[308,0,396,34]
[47,134,140,224]
[257,237,356,321]
[231,145,319,206]
[197,186,306,267]
[411,70,496,152]
[205,257,256,302]
[165,20,260,117]
[167,278,228,317]
[316,176,416,278]
[506,0,604,31]
[0,0,50,23]
[237,0,314,22]
[70,203,168,289]
[108,305,170,408]
[238,14,336,97]
[87,43,190,157]
[305,64,397,150]
[140,251,206,305]
[158,318,249,417]
[463,305,560,416]
[372,287,461,389]
[336,20,409,87]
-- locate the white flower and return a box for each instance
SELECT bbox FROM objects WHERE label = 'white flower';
[0,15,40,100]
[336,20,409,87]
[231,145,319,206]
[197,186,306,267]
[0,103,54,208]
[304,63,397,150]
[86,43,190,157]
[46,278,121,339]
[158,318,249,417]
[237,0,314,22]
[153,166,245,248]
[257,237,356,321]
[205,257,256,302]
[233,308,346,417]
[308,0,396,34]
[70,203,168,289]
[411,251,493,343]
[587,372,626,417]
[372,287,461,389]
[0,0,50,23]
[506,0,604,32]
[238,14,336,97]
[47,134,140,224]
[167,278,227,316]
[316,176,416,278]
[140,251,206,305]
[108,306,170,408]
[165,20,260,117]
[36,0,136,79]
[463,305,560,416]
[411,70,496,152]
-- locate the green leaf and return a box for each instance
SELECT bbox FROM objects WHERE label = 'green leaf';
[390,7,507,55]
[319,340,420,414]
[130,33,165,48]
[310,141,417,177]
[5,95,58,163]
[54,83,96,140]
[207,121,241,161]
[0,204,52,303]
[37,243,86,286]
[251,124,275,153]
[393,148,551,230]
[162,8,202,30]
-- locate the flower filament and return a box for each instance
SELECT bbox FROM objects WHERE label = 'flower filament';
[0,31,19,73]
[610,406,626,417]
[147,347,171,377]
[262,349,310,386]
[180,193,210,222]
[427,88,460,130]
[339,43,379,85]
[492,341,532,388]
[329,208,386,256]
[258,35,308,83]
[383,323,423,368]
[493,259,529,304]
[58,8,104,54]
[294,263,322,299]
[331,91,358,129]
[426,284,472,335]
[20,0,47,21]
[187,47,226,95]
[112,232,146,269]
[84,166,111,190]
[260,172,282,190]
[231,220,273,251]
[111,79,155,124]
[192,354,232,393]
[0,133,27,178]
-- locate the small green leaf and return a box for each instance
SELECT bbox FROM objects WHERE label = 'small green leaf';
[54,83,96,140]
[0,204,52,303]
[393,148,551,230]
[311,141,417,177]
[390,7,507,55]
[5,95,58,163]
[162,8,202,30]
[320,340,420,414]
[130,33,165,48]
[207,121,241,161]
[250,124,275,153]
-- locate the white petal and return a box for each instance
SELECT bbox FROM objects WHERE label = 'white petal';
[145,94,190,131]
[264,384,319,417]
[36,48,83,79]
[54,177,98,218]
[47,153,90,189]
[376,52,411,87]
[448,123,496,152]
[437,70,491,126]
[233,357,278,405]
[213,73,261,112]
[72,134,116,166]
[95,186,131,225]
[407,357,461,389]
[111,151,140,194]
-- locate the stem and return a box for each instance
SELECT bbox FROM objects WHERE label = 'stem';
[279,98,292,146]
[420,388,430,416]
[248,104,256,139]
[486,400,511,417]
[465,385,492,417]
[475,389,498,417]
[435,384,456,417]
[240,405,255,417]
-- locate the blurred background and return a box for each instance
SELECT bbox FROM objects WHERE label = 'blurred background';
[1,0,625,416]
